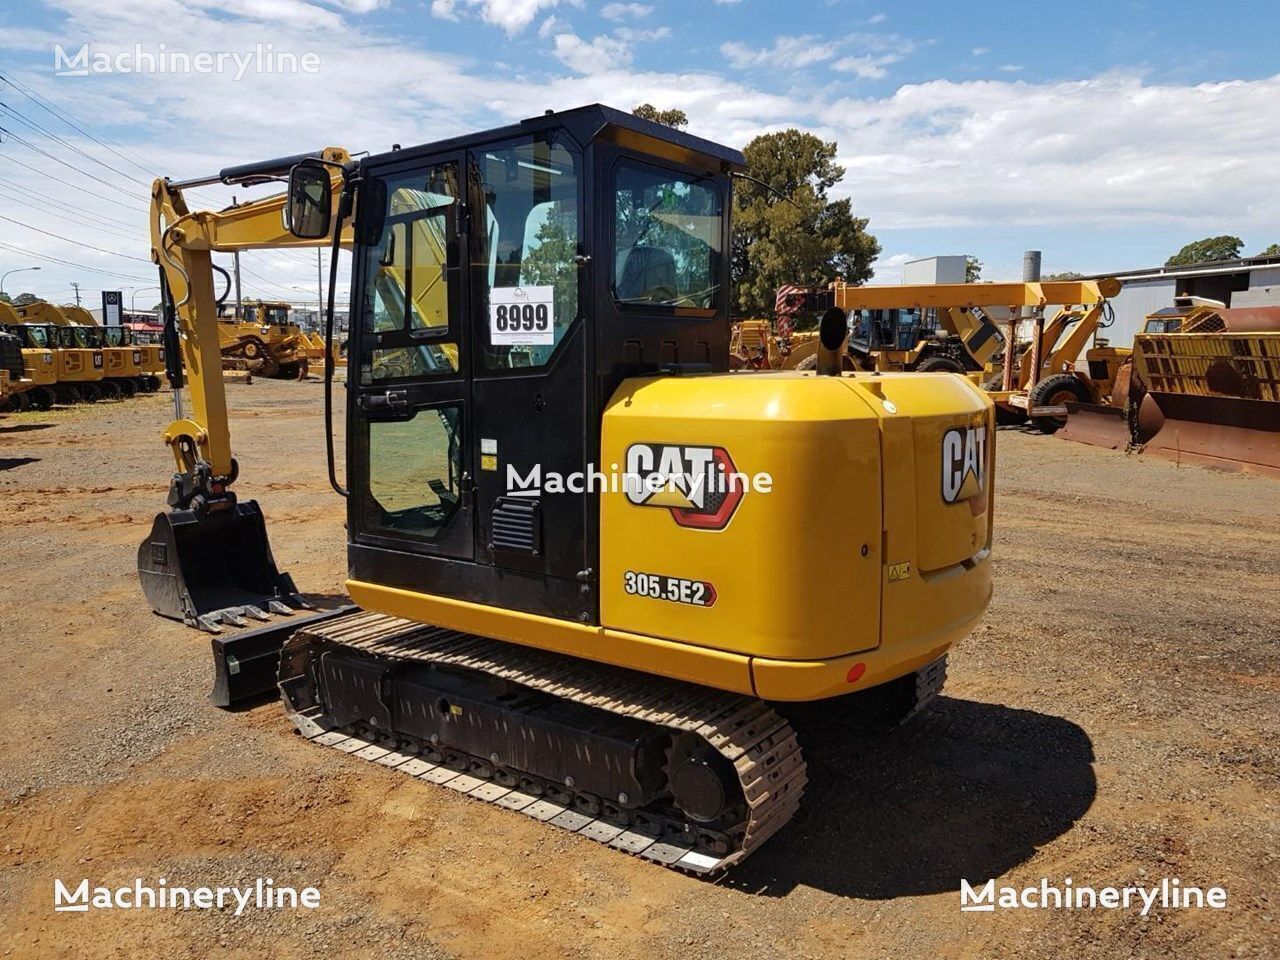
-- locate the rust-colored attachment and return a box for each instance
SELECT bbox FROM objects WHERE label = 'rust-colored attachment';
[1059,401,1130,449]
[1058,359,1134,450]
[1131,314,1280,478]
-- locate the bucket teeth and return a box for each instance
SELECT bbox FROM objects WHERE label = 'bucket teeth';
[194,614,224,634]
[220,609,249,629]
[241,604,271,622]
[266,599,293,615]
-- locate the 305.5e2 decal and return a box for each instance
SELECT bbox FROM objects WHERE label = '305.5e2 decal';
[623,571,717,607]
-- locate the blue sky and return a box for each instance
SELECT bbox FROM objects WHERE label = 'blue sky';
[0,0,1277,304]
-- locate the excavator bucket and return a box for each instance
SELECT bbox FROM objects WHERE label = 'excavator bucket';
[137,500,307,632]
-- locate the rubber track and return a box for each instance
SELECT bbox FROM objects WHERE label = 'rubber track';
[280,611,807,874]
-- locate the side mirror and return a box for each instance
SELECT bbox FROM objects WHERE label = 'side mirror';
[286,161,332,239]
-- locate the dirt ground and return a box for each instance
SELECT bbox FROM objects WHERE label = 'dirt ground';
[0,379,1276,959]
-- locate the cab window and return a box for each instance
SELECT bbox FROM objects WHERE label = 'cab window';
[471,137,580,371]
[613,160,722,311]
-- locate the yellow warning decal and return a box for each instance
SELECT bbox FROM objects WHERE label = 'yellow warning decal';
[887,561,912,583]
[480,454,498,472]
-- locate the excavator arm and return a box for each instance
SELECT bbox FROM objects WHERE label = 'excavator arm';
[139,148,354,632]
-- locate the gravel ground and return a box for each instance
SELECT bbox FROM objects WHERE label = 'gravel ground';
[0,379,1276,959]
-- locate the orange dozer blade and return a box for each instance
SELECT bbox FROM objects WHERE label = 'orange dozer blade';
[1059,402,1131,449]
[1138,392,1280,479]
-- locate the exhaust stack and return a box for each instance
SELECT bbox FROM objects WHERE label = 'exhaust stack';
[815,307,849,376]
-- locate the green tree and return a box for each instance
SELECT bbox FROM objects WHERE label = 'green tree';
[11,292,38,306]
[1166,235,1243,266]
[1044,270,1083,280]
[733,129,880,316]
[1256,243,1280,257]
[0,292,10,305]
[632,103,688,129]
[965,256,983,282]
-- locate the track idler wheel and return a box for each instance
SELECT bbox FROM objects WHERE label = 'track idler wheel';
[664,732,745,829]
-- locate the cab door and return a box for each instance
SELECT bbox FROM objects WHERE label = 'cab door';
[349,156,474,562]
[465,133,592,621]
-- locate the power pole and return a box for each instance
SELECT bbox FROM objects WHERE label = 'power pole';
[232,195,243,319]
[71,281,82,306]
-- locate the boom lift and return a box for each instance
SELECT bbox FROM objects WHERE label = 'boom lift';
[136,106,995,873]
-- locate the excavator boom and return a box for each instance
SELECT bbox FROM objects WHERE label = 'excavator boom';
[137,148,352,630]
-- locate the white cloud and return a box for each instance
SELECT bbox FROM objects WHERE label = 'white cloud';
[833,53,902,79]
[430,0,563,34]
[871,251,913,282]
[553,31,633,74]
[601,2,651,20]
[613,25,670,42]
[867,12,887,23]
[999,64,1023,73]
[721,35,835,70]
[724,29,917,76]
[972,46,989,56]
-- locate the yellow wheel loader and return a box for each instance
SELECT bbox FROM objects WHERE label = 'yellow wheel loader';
[13,301,107,403]
[137,106,994,874]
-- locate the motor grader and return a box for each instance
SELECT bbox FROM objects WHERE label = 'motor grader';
[137,105,993,874]
[217,298,309,379]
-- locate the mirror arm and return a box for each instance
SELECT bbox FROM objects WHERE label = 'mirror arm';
[323,171,354,499]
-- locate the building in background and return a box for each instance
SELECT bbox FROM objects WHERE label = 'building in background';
[902,256,968,285]
[1083,253,1280,348]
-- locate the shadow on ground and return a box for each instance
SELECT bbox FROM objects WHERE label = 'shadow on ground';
[0,422,55,434]
[725,697,1095,899]
[0,457,41,471]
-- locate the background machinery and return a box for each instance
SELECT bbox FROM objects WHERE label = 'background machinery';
[136,106,995,874]
[218,298,309,379]
[0,321,31,412]
[14,301,106,403]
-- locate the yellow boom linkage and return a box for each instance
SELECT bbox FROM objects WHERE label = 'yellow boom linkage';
[138,148,352,629]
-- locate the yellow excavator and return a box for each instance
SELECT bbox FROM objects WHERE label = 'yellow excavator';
[0,320,33,412]
[13,301,107,402]
[137,105,994,874]
[0,301,45,411]
[62,303,158,397]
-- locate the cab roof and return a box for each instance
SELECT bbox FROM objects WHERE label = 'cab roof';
[362,103,746,175]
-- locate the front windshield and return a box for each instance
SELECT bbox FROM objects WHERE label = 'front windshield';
[26,326,50,348]
[263,307,290,324]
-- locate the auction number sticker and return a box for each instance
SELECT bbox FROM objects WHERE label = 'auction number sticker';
[489,286,554,346]
[623,570,717,607]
